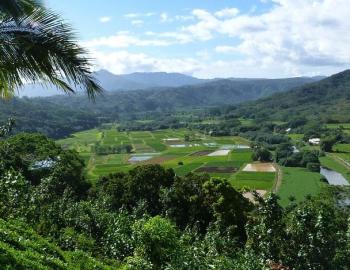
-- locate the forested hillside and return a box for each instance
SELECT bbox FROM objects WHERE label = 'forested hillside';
[45,77,322,111]
[0,98,99,138]
[1,76,320,138]
[227,69,350,123]
[18,70,210,97]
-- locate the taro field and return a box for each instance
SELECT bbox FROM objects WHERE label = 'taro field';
[57,127,277,192]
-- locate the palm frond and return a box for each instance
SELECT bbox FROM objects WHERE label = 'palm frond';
[0,2,102,99]
[0,0,43,19]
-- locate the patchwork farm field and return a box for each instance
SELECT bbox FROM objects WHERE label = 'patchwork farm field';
[277,167,324,207]
[57,127,276,192]
[326,123,350,135]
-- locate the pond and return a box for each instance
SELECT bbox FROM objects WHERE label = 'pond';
[320,167,349,186]
[220,144,250,150]
[207,150,230,156]
[169,144,200,148]
[203,142,218,147]
[169,144,187,148]
[128,156,153,162]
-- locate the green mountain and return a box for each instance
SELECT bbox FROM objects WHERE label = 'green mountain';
[0,76,322,138]
[44,77,322,114]
[230,69,350,123]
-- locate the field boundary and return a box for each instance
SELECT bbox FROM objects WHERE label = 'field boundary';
[272,163,282,193]
[328,153,350,170]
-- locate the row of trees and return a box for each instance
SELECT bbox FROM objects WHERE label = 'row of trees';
[93,143,133,155]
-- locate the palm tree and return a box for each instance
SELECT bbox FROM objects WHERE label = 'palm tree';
[0,0,102,99]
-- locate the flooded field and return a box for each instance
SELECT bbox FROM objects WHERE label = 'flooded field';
[320,167,349,186]
[243,163,276,172]
[207,150,231,156]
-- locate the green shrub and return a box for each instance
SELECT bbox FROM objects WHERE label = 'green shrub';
[306,162,321,172]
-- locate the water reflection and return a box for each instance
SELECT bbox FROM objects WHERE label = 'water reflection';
[320,167,349,186]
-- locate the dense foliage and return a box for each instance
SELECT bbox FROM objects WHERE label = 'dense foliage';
[220,70,350,123]
[0,98,99,138]
[0,133,349,269]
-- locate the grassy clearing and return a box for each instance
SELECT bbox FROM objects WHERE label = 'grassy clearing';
[333,152,350,164]
[173,163,203,176]
[332,144,350,164]
[326,123,350,129]
[230,171,275,190]
[277,167,324,207]
[326,123,350,135]
[287,133,304,142]
[333,143,350,152]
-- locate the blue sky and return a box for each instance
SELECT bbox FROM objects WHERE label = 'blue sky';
[45,0,350,78]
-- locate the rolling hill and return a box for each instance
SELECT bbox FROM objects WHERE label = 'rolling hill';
[1,74,324,137]
[229,69,350,123]
[16,69,322,97]
[44,76,322,111]
[16,70,209,97]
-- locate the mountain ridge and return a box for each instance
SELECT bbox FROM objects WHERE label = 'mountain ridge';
[16,69,325,97]
[227,69,350,122]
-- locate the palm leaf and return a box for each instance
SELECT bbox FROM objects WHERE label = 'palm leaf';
[0,1,102,99]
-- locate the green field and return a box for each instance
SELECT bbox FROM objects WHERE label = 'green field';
[57,127,277,191]
[277,167,324,206]
[332,143,350,166]
[326,123,350,135]
[230,171,276,190]
[287,133,304,141]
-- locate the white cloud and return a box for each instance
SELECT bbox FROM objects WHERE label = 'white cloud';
[215,46,237,54]
[82,32,172,48]
[124,13,140,18]
[226,0,350,67]
[89,1,350,78]
[131,20,144,26]
[174,15,194,21]
[124,12,155,19]
[99,16,111,23]
[160,12,169,22]
[187,0,350,70]
[214,8,239,18]
[90,50,201,75]
[90,48,340,79]
[182,9,219,40]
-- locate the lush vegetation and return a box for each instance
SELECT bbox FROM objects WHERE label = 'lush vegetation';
[0,98,99,138]
[219,69,350,123]
[0,77,320,138]
[1,132,350,269]
[0,219,119,269]
[0,0,101,98]
[1,1,350,269]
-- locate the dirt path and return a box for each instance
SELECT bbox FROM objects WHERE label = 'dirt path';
[328,153,350,170]
[272,163,283,193]
[86,154,97,178]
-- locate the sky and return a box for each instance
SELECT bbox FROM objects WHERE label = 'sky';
[45,0,350,79]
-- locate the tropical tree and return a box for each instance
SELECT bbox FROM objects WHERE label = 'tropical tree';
[252,146,272,162]
[0,0,101,98]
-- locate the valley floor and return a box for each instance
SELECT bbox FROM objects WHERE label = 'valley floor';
[57,126,350,205]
